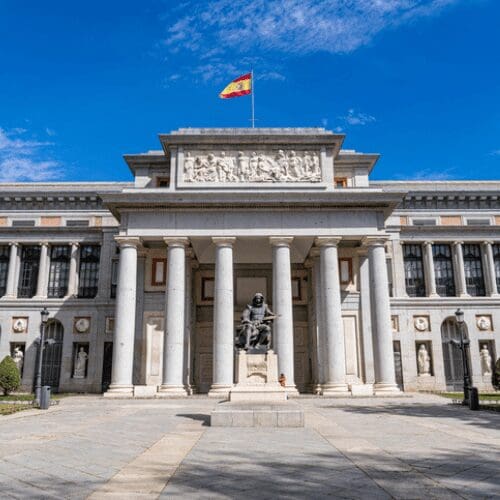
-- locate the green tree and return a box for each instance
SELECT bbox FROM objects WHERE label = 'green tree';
[0,356,21,395]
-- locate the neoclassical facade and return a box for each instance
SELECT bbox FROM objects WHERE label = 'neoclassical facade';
[0,128,498,396]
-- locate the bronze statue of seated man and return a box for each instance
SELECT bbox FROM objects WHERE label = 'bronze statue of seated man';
[235,292,276,352]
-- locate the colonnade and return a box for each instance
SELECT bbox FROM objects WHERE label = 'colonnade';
[107,235,400,396]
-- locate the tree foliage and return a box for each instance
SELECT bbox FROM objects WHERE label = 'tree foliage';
[0,356,21,395]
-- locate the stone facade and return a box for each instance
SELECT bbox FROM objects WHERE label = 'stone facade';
[0,128,498,395]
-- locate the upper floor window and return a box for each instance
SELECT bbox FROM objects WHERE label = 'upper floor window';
[432,244,455,297]
[18,245,40,298]
[156,176,170,188]
[493,244,500,291]
[78,245,100,298]
[403,244,426,297]
[0,246,10,297]
[334,177,347,188]
[463,243,485,296]
[47,245,71,298]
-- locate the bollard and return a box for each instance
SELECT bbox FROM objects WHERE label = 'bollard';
[39,386,51,410]
[469,387,479,411]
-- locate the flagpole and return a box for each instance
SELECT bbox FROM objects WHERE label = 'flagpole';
[251,69,255,128]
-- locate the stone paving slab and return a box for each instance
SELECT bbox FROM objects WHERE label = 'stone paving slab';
[0,394,498,499]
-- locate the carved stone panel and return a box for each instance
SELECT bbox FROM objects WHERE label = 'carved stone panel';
[183,149,321,184]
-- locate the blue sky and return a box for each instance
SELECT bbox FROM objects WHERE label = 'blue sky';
[0,0,499,182]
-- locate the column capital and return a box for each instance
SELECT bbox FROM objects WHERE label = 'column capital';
[452,240,464,246]
[423,240,434,247]
[269,236,294,247]
[163,237,190,248]
[211,237,236,247]
[482,240,494,247]
[69,241,80,248]
[39,241,50,248]
[114,236,142,249]
[315,236,341,247]
[8,242,19,248]
[362,235,389,247]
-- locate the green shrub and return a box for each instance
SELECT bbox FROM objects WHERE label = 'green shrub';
[0,356,21,396]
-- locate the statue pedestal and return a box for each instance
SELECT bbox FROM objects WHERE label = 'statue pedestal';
[229,350,286,403]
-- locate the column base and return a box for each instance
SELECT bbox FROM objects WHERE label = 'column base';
[208,384,233,399]
[157,385,188,397]
[374,383,401,396]
[103,384,134,398]
[322,383,350,396]
[284,384,300,397]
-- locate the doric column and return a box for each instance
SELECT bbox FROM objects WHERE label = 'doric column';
[209,237,236,396]
[106,237,140,396]
[453,241,468,297]
[310,249,326,390]
[482,241,499,296]
[270,237,297,393]
[5,243,19,297]
[159,237,189,396]
[316,237,348,395]
[66,242,80,297]
[184,249,197,394]
[364,236,399,394]
[423,241,437,297]
[34,242,49,298]
[358,248,375,386]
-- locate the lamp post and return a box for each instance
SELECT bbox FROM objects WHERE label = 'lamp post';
[34,307,50,405]
[452,308,471,405]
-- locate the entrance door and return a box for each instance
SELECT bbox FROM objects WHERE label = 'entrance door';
[393,341,404,390]
[41,320,64,391]
[101,342,113,392]
[441,317,468,390]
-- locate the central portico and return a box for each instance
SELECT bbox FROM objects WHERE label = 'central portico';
[103,128,404,398]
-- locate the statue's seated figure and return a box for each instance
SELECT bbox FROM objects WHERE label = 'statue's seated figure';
[235,293,276,352]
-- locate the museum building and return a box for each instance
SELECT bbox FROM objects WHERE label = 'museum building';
[0,128,498,396]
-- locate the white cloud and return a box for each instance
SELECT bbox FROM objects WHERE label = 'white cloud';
[334,108,376,129]
[397,167,457,181]
[0,127,61,182]
[488,149,500,156]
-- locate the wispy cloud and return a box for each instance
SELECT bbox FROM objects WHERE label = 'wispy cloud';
[488,149,500,157]
[0,127,61,182]
[333,108,376,131]
[396,167,457,181]
[160,0,459,82]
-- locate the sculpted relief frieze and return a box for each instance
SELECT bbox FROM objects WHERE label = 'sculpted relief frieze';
[183,150,321,183]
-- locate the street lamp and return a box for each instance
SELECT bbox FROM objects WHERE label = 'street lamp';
[34,307,50,405]
[452,308,471,405]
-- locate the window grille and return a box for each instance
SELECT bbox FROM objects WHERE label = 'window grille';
[17,245,40,298]
[465,218,491,226]
[432,244,455,297]
[463,243,485,296]
[403,244,426,297]
[47,245,71,298]
[78,245,100,298]
[66,220,90,227]
[412,218,437,226]
[494,244,500,291]
[12,220,36,227]
[110,259,118,298]
[0,246,10,296]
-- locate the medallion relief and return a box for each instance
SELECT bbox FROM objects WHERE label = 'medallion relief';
[183,150,321,183]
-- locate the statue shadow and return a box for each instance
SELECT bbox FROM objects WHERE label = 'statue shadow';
[176,413,210,426]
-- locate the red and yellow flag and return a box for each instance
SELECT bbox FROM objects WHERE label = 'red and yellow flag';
[219,73,252,99]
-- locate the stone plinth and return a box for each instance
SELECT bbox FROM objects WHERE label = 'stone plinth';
[229,350,286,403]
[211,402,304,428]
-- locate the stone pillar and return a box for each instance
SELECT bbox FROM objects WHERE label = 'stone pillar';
[270,237,297,393]
[364,237,399,394]
[316,237,348,395]
[5,243,19,297]
[453,241,468,297]
[184,250,197,394]
[209,237,235,397]
[392,239,408,297]
[34,242,49,298]
[423,241,437,297]
[66,242,80,297]
[159,237,189,396]
[358,248,375,386]
[106,237,140,396]
[310,249,326,390]
[482,241,499,296]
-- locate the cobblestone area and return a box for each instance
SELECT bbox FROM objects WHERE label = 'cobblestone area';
[0,394,498,499]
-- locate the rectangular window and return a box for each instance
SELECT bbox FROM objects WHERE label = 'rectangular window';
[339,258,352,284]
[47,245,71,298]
[334,177,347,188]
[412,218,437,226]
[110,259,118,298]
[432,244,455,297]
[17,245,41,298]
[463,243,485,296]
[403,244,426,297]
[78,245,101,298]
[0,246,10,297]
[151,258,167,286]
[156,177,170,188]
[494,244,500,291]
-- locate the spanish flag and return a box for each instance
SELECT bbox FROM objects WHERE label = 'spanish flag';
[219,73,252,99]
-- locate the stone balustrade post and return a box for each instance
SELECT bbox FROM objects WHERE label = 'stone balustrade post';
[34,242,49,298]
[453,241,468,297]
[423,241,437,297]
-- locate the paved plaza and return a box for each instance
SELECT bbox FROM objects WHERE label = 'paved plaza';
[0,394,498,499]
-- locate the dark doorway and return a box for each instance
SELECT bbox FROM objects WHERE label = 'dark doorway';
[41,320,64,391]
[393,341,404,390]
[441,317,470,390]
[101,342,113,392]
